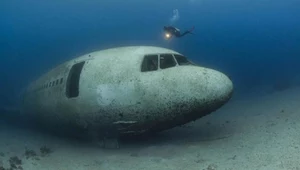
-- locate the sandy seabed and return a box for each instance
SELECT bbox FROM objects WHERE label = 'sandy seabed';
[1,87,300,170]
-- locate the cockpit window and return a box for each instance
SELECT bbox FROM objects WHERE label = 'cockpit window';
[174,54,193,65]
[141,54,158,72]
[160,54,176,69]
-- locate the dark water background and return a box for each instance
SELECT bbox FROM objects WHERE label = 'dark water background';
[1,0,300,108]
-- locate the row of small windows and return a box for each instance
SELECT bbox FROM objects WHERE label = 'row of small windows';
[141,53,194,72]
[34,78,64,92]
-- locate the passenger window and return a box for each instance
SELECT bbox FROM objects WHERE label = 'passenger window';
[160,54,176,69]
[141,55,158,72]
[174,54,192,65]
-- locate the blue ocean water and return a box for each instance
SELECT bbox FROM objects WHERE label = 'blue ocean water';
[0,0,299,106]
[1,1,300,170]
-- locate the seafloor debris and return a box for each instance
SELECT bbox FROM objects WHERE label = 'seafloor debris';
[0,156,23,170]
[1,146,53,170]
[8,156,22,170]
[206,163,217,170]
[24,148,37,159]
[40,146,52,157]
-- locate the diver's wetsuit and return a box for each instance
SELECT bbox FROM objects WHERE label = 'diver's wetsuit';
[163,26,194,37]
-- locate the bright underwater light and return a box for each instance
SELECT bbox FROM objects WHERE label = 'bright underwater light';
[164,32,172,40]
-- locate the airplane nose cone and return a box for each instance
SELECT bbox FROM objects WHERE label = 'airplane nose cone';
[135,66,233,134]
[176,67,233,118]
[200,68,233,104]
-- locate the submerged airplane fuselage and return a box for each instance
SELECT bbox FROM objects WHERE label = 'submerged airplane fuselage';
[21,46,233,138]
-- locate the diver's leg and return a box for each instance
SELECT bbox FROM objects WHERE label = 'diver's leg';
[179,31,191,37]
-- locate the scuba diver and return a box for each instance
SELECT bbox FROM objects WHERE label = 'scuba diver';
[163,26,195,39]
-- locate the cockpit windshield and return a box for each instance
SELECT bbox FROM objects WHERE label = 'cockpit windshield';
[174,54,193,65]
[141,54,158,72]
[160,54,177,69]
[141,53,195,72]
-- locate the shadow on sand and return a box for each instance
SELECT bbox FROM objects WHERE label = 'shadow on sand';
[0,108,233,150]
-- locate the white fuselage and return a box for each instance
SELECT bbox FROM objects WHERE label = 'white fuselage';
[21,46,233,137]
